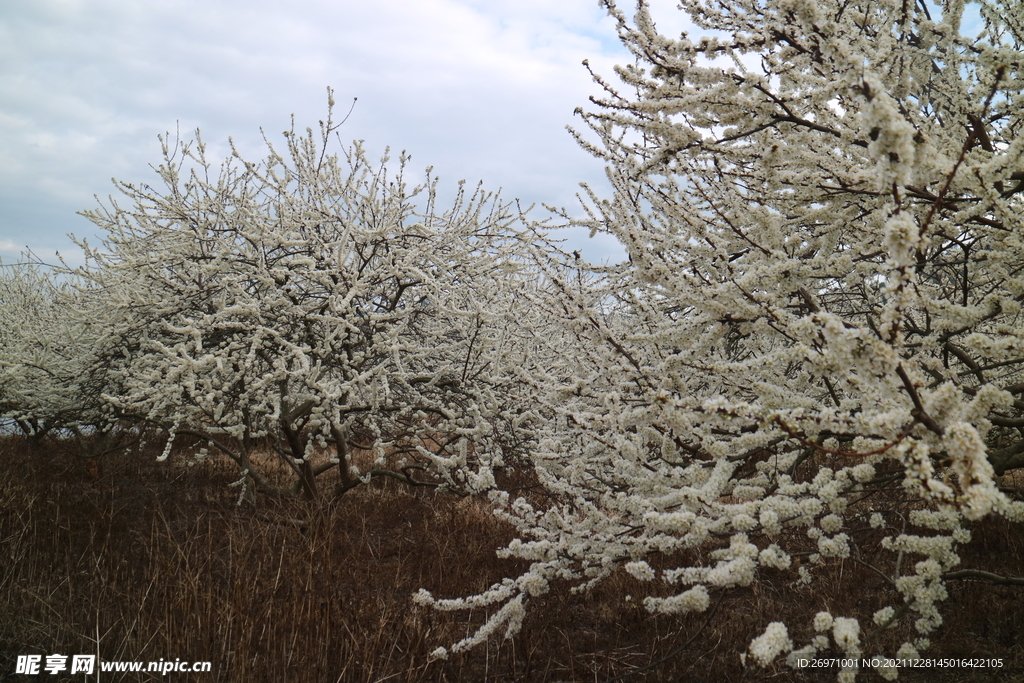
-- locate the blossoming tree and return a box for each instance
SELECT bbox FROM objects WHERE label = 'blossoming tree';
[418,0,1024,678]
[0,262,89,437]
[0,255,155,478]
[68,95,541,501]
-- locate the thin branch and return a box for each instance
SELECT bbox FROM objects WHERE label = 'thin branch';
[943,569,1024,586]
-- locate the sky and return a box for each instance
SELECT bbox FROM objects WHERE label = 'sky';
[0,0,698,267]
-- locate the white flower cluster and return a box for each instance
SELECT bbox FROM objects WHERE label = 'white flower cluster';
[881,213,922,270]
[749,622,793,667]
[813,612,834,632]
[820,514,844,534]
[832,617,862,677]
[872,606,896,627]
[758,544,791,570]
[624,561,656,582]
[643,585,710,615]
[881,534,959,570]
[817,533,851,559]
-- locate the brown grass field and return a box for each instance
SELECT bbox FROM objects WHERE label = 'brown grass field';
[1,436,1022,682]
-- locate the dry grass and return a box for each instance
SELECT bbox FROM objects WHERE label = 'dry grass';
[1,436,1022,682]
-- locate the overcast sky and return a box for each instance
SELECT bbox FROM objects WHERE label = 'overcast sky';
[0,0,699,267]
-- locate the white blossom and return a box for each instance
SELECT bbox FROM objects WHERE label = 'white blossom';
[749,622,793,666]
[814,612,834,632]
[643,585,710,615]
[624,561,657,582]
[832,617,862,657]
[873,606,896,627]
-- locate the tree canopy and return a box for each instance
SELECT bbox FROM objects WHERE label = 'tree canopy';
[4,101,545,501]
[416,0,1024,678]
